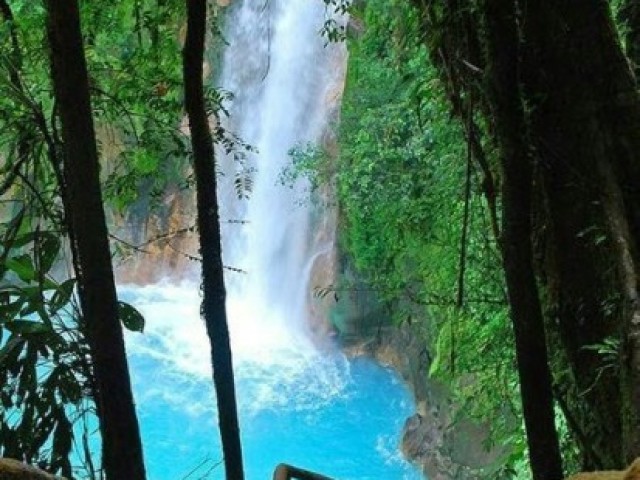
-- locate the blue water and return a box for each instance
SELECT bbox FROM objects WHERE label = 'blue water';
[121,285,423,480]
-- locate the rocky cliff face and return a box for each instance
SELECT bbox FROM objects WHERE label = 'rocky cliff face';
[94,118,200,284]
[112,184,199,284]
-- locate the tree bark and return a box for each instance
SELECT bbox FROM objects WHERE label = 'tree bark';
[182,1,245,479]
[521,0,640,464]
[483,1,564,478]
[44,2,147,479]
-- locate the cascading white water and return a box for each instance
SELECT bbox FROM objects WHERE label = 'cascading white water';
[125,0,349,407]
[217,0,345,358]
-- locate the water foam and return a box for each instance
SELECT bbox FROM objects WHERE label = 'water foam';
[121,282,350,417]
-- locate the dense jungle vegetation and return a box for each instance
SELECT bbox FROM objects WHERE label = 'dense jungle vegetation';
[0,0,639,479]
[319,0,640,478]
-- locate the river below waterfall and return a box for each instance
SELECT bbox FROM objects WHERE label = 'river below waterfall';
[121,284,423,480]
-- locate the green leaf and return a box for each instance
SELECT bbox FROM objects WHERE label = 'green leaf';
[118,301,145,332]
[132,149,158,174]
[12,231,37,250]
[5,254,36,282]
[1,208,25,257]
[5,320,51,335]
[36,232,61,273]
[17,286,45,316]
[50,278,76,313]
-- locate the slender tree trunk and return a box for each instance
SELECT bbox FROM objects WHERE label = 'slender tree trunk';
[182,1,245,479]
[44,3,147,479]
[483,1,564,478]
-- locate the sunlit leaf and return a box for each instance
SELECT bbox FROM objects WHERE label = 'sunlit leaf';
[5,254,36,282]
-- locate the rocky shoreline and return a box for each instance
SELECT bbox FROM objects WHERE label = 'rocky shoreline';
[343,323,505,480]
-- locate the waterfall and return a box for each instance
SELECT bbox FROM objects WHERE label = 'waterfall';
[124,0,349,405]
[124,0,349,402]
[120,4,424,478]
[217,0,346,359]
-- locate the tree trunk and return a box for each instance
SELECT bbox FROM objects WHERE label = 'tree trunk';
[521,0,640,465]
[483,1,564,478]
[44,2,147,479]
[182,1,245,479]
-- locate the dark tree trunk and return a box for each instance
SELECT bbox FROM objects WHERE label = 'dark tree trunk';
[182,1,245,479]
[521,0,640,465]
[44,2,147,479]
[483,1,564,478]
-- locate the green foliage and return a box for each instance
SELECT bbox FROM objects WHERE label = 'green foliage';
[0,211,91,478]
[280,144,330,194]
[338,3,461,305]
[0,1,167,474]
[0,6,84,468]
[83,0,252,219]
[320,0,351,42]
[84,0,190,214]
